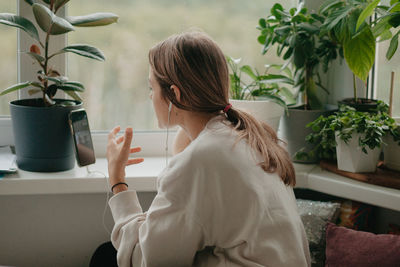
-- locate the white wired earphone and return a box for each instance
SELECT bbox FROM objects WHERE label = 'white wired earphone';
[165,101,172,166]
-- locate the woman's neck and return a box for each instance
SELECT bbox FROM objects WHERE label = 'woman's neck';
[179,112,216,141]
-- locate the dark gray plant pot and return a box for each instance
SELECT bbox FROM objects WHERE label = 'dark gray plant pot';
[10,98,82,172]
[279,104,337,163]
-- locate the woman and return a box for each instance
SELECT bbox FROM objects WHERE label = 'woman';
[105,31,310,266]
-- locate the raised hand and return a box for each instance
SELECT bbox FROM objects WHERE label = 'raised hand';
[107,126,144,193]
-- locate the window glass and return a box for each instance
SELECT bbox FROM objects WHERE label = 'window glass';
[375,41,400,118]
[0,2,17,116]
[68,0,296,130]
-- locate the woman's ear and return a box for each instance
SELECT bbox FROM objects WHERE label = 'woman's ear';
[170,85,181,103]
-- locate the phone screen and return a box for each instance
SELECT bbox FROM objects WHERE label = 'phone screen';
[69,109,96,166]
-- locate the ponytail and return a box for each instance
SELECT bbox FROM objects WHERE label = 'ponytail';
[225,107,296,186]
[149,31,295,186]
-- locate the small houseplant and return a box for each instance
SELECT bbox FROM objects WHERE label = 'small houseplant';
[0,0,118,171]
[256,2,341,162]
[301,102,399,172]
[227,56,294,132]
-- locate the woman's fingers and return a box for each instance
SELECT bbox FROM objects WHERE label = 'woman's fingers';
[123,128,133,150]
[116,135,124,145]
[108,126,121,140]
[130,146,141,153]
[126,158,144,166]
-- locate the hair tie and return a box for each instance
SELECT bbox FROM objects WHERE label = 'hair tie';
[223,103,232,113]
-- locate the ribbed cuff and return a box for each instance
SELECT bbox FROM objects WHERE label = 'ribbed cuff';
[108,190,143,222]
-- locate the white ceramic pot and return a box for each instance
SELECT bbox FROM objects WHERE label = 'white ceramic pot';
[335,132,382,173]
[383,134,400,171]
[230,99,284,132]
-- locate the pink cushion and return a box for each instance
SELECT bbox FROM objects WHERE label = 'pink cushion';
[325,222,400,267]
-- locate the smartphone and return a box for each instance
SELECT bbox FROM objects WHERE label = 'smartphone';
[68,109,96,167]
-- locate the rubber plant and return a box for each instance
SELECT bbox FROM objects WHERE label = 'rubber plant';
[0,0,118,106]
[257,2,341,110]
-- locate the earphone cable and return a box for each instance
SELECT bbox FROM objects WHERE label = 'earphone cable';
[166,103,171,167]
[86,166,112,235]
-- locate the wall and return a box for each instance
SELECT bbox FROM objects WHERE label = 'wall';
[0,192,156,267]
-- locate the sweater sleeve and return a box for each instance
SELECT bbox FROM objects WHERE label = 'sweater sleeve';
[109,189,205,267]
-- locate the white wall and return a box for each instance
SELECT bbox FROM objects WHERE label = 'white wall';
[0,192,156,267]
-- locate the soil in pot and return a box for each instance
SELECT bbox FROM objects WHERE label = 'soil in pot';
[338,98,378,112]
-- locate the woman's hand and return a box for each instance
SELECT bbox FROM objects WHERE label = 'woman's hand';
[107,126,144,193]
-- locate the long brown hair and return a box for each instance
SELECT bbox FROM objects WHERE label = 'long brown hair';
[149,31,295,186]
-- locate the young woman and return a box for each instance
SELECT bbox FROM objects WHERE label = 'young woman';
[105,31,310,267]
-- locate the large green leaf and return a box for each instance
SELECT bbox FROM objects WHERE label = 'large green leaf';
[378,29,393,42]
[64,81,85,90]
[0,13,40,43]
[67,13,119,27]
[356,0,381,31]
[389,2,400,12]
[259,74,294,85]
[32,3,74,35]
[64,90,82,101]
[343,27,375,81]
[297,23,319,34]
[26,51,45,62]
[57,44,105,61]
[59,84,84,92]
[0,81,33,96]
[319,0,342,14]
[323,6,353,33]
[306,76,322,110]
[279,86,296,105]
[252,93,287,109]
[372,15,393,38]
[386,31,399,60]
[240,65,257,80]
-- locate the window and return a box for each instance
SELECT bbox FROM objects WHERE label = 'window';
[375,40,400,118]
[68,0,297,131]
[0,1,17,116]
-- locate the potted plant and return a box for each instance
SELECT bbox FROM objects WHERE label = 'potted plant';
[0,0,118,172]
[257,2,340,162]
[384,125,400,171]
[302,102,399,173]
[319,0,394,111]
[226,56,294,132]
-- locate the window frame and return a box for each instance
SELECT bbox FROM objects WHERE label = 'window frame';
[1,0,396,154]
[0,0,175,157]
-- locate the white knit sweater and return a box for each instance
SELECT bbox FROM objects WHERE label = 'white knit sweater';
[109,116,311,267]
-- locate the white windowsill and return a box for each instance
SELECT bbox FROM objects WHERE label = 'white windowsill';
[0,160,399,212]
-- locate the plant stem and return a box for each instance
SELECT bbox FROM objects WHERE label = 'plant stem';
[305,66,312,110]
[43,23,54,106]
[353,73,357,103]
